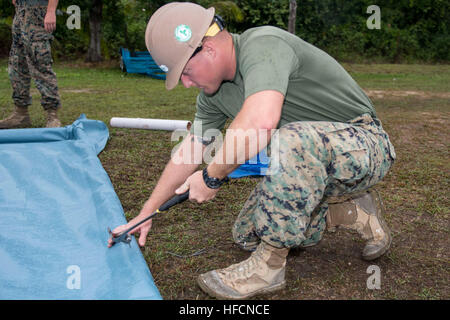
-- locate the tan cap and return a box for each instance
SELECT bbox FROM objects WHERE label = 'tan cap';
[145,2,215,90]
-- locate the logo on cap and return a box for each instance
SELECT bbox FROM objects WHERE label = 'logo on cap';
[174,24,192,42]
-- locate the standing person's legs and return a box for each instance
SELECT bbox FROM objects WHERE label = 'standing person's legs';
[0,6,32,129]
[25,6,61,127]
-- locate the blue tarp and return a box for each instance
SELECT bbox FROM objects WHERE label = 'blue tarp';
[229,149,270,179]
[120,48,166,80]
[0,115,161,300]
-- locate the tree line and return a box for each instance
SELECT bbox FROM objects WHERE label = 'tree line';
[0,0,448,63]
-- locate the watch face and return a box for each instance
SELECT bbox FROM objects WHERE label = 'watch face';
[210,179,220,187]
[203,168,222,189]
[207,177,220,188]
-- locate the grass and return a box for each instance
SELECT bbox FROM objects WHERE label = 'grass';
[342,63,450,92]
[0,58,449,300]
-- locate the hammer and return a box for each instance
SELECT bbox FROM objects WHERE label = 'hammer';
[108,191,189,246]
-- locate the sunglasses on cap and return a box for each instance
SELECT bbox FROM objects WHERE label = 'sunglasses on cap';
[190,15,225,59]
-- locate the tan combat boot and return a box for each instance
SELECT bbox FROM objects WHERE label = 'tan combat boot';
[197,241,288,299]
[0,106,31,129]
[326,189,392,261]
[46,108,62,128]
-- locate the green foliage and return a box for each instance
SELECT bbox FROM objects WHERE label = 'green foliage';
[293,0,450,62]
[0,18,11,57]
[0,0,14,18]
[0,1,14,57]
[52,12,88,60]
[201,1,244,32]
[101,0,173,57]
[0,0,448,62]
[234,0,289,30]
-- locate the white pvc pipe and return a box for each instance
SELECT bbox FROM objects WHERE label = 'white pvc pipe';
[110,117,192,131]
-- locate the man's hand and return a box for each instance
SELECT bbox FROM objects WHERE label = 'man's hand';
[175,170,219,203]
[12,0,16,6]
[44,10,57,33]
[107,216,153,248]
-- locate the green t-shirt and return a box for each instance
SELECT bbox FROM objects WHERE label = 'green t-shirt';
[190,26,375,136]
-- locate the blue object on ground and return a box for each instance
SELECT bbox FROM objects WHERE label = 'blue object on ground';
[228,149,270,179]
[0,115,162,300]
[120,47,166,80]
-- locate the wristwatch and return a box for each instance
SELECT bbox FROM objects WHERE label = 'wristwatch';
[202,167,229,189]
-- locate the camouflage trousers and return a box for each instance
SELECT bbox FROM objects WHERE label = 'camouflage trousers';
[8,4,60,110]
[233,113,396,249]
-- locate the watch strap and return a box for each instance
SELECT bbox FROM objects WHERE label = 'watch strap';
[202,168,229,189]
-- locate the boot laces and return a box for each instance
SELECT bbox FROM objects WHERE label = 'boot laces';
[223,245,265,282]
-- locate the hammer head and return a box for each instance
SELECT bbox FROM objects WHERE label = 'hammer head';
[108,227,132,246]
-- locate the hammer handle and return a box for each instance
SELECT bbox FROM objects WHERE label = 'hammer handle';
[159,191,189,211]
[119,191,190,236]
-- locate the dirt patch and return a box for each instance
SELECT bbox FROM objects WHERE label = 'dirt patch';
[383,110,449,147]
[61,60,119,69]
[62,89,94,94]
[30,88,103,95]
[365,89,450,100]
[103,111,450,300]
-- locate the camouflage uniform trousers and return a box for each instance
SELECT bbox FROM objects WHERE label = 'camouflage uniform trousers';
[233,113,396,249]
[8,3,60,110]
